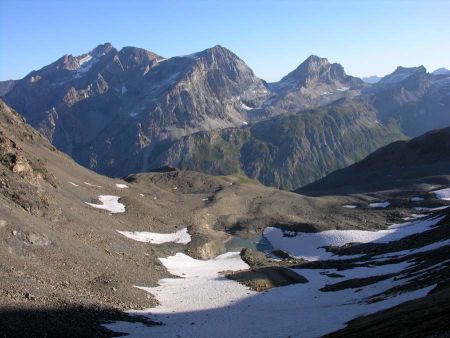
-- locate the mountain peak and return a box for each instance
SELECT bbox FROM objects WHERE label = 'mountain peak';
[378,65,427,85]
[432,67,450,76]
[303,54,328,64]
[119,46,163,63]
[199,44,235,57]
[394,65,426,74]
[53,43,114,71]
[89,42,114,57]
[277,55,357,89]
[210,44,227,51]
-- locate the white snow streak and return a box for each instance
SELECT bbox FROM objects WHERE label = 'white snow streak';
[370,201,390,208]
[343,204,357,209]
[84,182,102,188]
[117,228,191,244]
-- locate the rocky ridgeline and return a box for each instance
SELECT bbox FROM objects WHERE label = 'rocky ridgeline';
[1,44,450,189]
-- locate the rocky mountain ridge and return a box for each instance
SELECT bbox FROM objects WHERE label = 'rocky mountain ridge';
[2,43,450,188]
[146,97,405,190]
[297,126,450,195]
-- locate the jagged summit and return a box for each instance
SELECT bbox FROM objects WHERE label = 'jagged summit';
[54,43,115,71]
[378,65,427,85]
[275,54,362,90]
[89,42,114,56]
[2,42,270,176]
[2,43,450,186]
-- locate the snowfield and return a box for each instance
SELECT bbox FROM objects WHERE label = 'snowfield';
[105,252,435,338]
[117,228,191,244]
[115,183,129,189]
[263,216,444,260]
[105,215,446,337]
[432,187,450,201]
[85,195,125,213]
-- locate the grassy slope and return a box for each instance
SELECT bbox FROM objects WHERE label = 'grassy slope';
[152,97,406,190]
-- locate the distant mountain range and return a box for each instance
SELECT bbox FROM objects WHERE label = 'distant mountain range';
[432,67,450,76]
[1,43,450,189]
[362,75,381,84]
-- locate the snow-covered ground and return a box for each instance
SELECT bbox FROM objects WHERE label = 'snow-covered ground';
[85,195,125,213]
[105,214,447,337]
[432,188,450,201]
[263,216,444,260]
[115,183,129,189]
[117,228,191,244]
[105,252,435,338]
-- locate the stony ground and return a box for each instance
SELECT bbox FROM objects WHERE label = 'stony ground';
[1,99,450,337]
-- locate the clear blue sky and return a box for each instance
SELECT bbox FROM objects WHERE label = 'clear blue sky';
[1,0,449,81]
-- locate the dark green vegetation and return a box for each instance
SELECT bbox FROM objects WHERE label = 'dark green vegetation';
[150,97,405,189]
[298,126,450,195]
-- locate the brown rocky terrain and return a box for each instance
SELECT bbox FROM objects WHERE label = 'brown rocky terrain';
[0,99,406,336]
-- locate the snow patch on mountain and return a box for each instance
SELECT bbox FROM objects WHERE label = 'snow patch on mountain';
[85,195,125,213]
[263,216,444,260]
[241,103,254,111]
[117,228,191,244]
[432,187,450,201]
[343,204,357,209]
[370,201,390,208]
[78,54,93,66]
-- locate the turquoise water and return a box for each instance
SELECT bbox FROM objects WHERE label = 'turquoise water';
[224,233,273,252]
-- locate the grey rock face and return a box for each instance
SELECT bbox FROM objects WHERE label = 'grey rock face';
[258,55,365,119]
[147,98,405,190]
[0,80,15,96]
[369,65,450,137]
[2,44,450,190]
[3,44,271,177]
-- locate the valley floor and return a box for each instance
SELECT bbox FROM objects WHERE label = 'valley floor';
[105,200,450,337]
